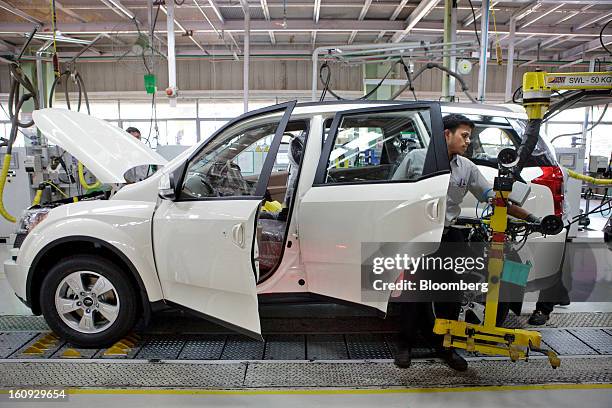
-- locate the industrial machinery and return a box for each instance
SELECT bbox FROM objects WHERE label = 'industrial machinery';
[434,69,612,368]
[0,31,106,239]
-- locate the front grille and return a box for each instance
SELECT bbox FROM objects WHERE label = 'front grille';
[13,233,27,249]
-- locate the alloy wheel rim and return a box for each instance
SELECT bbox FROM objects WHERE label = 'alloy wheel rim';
[54,271,120,334]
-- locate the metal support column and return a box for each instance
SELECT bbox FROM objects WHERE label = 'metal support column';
[442,0,457,101]
[504,16,516,102]
[35,41,53,110]
[581,58,597,146]
[242,0,250,113]
[166,0,177,107]
[477,0,490,102]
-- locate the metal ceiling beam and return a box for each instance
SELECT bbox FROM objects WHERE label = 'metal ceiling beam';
[462,0,498,27]
[348,0,372,45]
[554,4,592,25]
[46,47,579,61]
[391,0,440,43]
[524,36,560,52]
[560,35,612,59]
[207,0,225,23]
[0,0,43,25]
[575,10,612,31]
[514,34,536,47]
[313,0,321,23]
[2,20,608,37]
[513,1,543,22]
[358,0,372,21]
[56,1,88,23]
[519,3,564,29]
[193,0,238,59]
[376,0,408,42]
[99,0,135,19]
[347,31,357,45]
[161,4,208,55]
[0,38,16,53]
[260,0,271,21]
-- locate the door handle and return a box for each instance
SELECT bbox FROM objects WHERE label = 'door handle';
[232,223,245,248]
[426,199,440,221]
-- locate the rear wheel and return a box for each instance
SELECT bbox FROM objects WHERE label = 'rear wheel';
[40,255,139,348]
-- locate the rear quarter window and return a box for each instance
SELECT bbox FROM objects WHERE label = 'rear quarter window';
[445,114,556,168]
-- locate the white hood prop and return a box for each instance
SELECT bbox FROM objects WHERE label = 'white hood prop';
[33,108,168,184]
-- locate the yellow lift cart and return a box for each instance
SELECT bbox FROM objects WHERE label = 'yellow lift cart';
[433,70,612,368]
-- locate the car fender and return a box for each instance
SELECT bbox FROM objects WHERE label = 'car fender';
[19,201,163,306]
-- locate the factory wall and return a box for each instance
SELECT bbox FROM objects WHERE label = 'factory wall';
[0,58,589,102]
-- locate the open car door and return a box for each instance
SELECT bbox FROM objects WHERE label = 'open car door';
[153,102,296,339]
[298,103,450,312]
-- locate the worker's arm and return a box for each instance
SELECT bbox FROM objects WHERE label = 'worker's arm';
[467,161,538,222]
[507,204,537,222]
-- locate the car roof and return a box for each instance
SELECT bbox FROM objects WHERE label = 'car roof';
[292,100,527,120]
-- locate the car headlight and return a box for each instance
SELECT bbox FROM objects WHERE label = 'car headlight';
[17,207,52,235]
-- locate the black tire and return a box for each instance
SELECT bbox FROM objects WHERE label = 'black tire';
[40,255,139,348]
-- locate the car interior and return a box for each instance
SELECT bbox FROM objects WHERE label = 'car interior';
[254,120,309,282]
[325,111,430,183]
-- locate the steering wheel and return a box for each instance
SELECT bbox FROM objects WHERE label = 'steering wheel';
[182,173,217,198]
[213,160,251,195]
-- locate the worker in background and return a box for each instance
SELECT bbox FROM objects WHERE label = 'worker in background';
[528,169,573,325]
[394,114,539,371]
[124,127,151,184]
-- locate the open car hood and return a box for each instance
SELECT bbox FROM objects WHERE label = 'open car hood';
[33,108,168,184]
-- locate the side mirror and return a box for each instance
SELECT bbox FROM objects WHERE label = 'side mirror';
[158,172,176,200]
[158,162,185,200]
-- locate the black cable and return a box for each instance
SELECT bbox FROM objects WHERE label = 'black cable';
[49,70,91,114]
[600,19,612,56]
[550,103,608,143]
[319,59,400,101]
[467,0,482,48]
[7,64,39,156]
[543,90,587,123]
[391,62,478,102]
[568,199,612,226]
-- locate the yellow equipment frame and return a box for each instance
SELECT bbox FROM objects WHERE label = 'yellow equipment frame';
[433,189,559,367]
[432,69,612,368]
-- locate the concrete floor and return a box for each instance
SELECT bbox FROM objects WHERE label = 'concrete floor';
[1,387,611,408]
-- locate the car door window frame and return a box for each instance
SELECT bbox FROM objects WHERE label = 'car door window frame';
[313,102,448,186]
[175,101,297,201]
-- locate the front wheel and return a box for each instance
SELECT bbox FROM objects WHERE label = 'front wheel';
[40,255,139,348]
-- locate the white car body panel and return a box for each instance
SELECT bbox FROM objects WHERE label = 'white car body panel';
[153,199,262,337]
[33,108,167,183]
[5,102,567,338]
[4,201,164,303]
[299,176,450,312]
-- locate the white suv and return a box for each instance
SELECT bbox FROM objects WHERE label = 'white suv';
[4,101,565,347]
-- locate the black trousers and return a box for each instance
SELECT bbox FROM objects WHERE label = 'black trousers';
[535,227,571,315]
[535,278,569,315]
[397,227,465,348]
